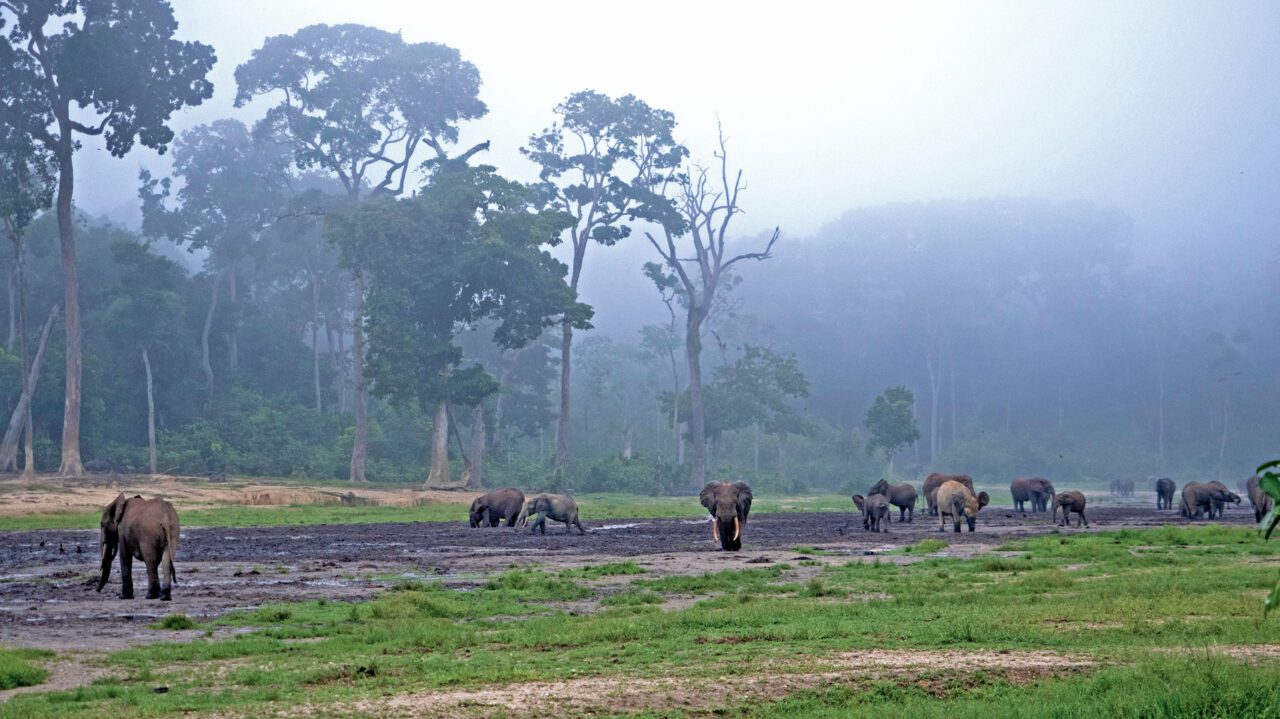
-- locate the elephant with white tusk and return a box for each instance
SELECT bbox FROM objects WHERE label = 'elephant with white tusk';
[699,481,752,551]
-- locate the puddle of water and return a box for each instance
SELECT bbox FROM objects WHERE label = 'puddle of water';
[595,523,649,531]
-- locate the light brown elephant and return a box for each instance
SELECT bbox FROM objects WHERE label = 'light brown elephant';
[1052,491,1088,527]
[700,481,753,551]
[935,480,989,533]
[1180,481,1230,520]
[517,494,586,535]
[923,473,974,516]
[97,494,180,601]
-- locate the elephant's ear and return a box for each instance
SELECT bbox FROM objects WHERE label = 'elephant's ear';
[699,482,719,512]
[733,482,753,519]
[978,491,990,509]
[108,493,129,526]
[852,495,865,511]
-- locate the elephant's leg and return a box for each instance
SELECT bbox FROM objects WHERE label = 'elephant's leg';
[119,552,135,599]
[145,558,161,600]
[573,515,585,535]
[533,516,546,535]
[907,507,913,523]
[953,519,961,533]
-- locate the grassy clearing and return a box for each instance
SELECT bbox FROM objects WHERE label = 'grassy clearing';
[0,492,857,531]
[3,526,1279,717]
[0,647,52,690]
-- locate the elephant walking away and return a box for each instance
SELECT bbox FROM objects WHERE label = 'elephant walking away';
[1155,478,1175,510]
[869,480,917,522]
[518,494,586,535]
[852,493,890,533]
[1052,491,1089,528]
[923,473,974,516]
[469,488,525,527]
[97,494,180,601]
[700,481,753,551]
[935,480,990,533]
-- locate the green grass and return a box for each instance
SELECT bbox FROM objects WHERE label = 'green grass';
[0,647,51,690]
[561,561,647,579]
[150,614,197,631]
[3,526,1279,717]
[895,538,950,554]
[792,546,834,556]
[0,492,858,531]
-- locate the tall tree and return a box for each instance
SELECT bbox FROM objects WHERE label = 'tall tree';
[522,90,685,483]
[645,125,779,490]
[0,111,54,475]
[139,119,291,401]
[0,0,215,475]
[328,161,589,486]
[236,23,486,482]
[864,385,920,476]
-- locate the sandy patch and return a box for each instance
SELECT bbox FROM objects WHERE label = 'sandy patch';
[0,652,114,703]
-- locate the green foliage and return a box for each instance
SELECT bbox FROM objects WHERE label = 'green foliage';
[864,385,919,463]
[152,614,197,631]
[0,646,49,691]
[1257,460,1280,616]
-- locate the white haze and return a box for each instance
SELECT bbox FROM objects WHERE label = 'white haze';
[71,0,1280,334]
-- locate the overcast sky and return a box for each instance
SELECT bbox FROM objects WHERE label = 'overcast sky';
[70,0,1280,331]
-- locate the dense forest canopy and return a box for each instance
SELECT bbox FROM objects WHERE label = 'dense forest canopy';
[1,6,1274,494]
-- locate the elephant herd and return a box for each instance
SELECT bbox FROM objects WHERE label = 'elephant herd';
[93,471,1272,602]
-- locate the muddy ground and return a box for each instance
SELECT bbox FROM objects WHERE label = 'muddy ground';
[0,503,1255,653]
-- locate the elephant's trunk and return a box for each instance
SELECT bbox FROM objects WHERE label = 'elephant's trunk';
[97,538,117,592]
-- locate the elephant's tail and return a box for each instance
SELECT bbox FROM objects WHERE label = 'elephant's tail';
[165,520,179,585]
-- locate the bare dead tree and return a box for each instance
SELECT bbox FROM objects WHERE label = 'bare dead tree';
[646,123,778,490]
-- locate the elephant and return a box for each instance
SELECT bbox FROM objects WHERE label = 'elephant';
[469,488,525,528]
[1052,491,1088,528]
[935,480,989,533]
[700,481,753,551]
[1246,475,1274,524]
[1117,479,1134,497]
[1205,481,1242,519]
[1010,477,1055,513]
[517,494,586,535]
[923,473,974,516]
[869,479,917,522]
[1155,477,1176,510]
[97,494,179,601]
[1180,481,1230,520]
[851,493,889,533]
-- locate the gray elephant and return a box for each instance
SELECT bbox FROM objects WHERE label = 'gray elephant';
[517,494,586,535]
[869,479,917,522]
[97,494,179,601]
[1205,481,1242,519]
[1246,475,1274,523]
[935,480,990,533]
[1155,477,1176,510]
[1052,491,1088,528]
[1180,481,1230,520]
[469,488,525,528]
[852,493,889,533]
[1010,477,1054,513]
[700,481,753,551]
[923,473,974,516]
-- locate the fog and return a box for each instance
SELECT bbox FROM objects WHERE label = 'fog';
[74,1,1280,333]
[4,0,1277,489]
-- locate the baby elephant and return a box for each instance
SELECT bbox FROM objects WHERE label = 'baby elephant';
[517,494,586,535]
[1052,491,1089,528]
[97,494,180,601]
[851,493,890,533]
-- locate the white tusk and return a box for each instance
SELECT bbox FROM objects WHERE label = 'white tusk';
[733,516,741,542]
[712,519,720,543]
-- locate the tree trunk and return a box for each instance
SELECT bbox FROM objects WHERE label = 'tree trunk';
[1157,361,1165,460]
[227,267,238,371]
[143,347,157,475]
[0,304,60,472]
[54,128,83,477]
[325,311,341,413]
[201,270,224,403]
[925,352,941,463]
[311,275,322,413]
[777,431,788,481]
[685,307,708,491]
[622,428,633,460]
[5,265,13,352]
[349,279,368,482]
[21,402,34,478]
[462,405,485,490]
[554,321,572,486]
[426,400,464,489]
[753,422,760,472]
[1218,385,1229,481]
[950,366,957,447]
[335,309,348,413]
